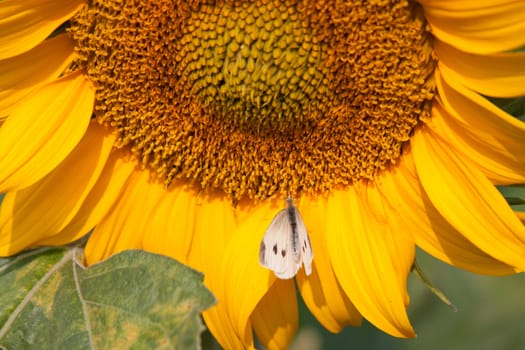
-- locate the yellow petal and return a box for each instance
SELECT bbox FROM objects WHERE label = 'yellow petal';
[140,181,200,265]
[363,182,415,307]
[418,0,525,53]
[187,193,236,272]
[41,150,134,247]
[204,254,254,350]
[326,188,415,338]
[0,0,85,59]
[84,169,165,264]
[295,195,362,333]
[200,199,267,350]
[0,124,114,255]
[203,303,251,350]
[434,67,525,185]
[412,125,525,271]
[517,211,525,225]
[184,193,248,348]
[252,279,298,350]
[221,200,282,346]
[199,197,254,350]
[0,35,76,117]
[429,102,525,185]
[436,66,525,141]
[182,193,248,349]
[0,71,94,192]
[435,40,525,97]
[380,146,516,275]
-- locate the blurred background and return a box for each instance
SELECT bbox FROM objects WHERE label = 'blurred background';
[290,248,525,350]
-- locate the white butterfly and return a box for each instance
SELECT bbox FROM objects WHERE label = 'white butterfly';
[259,197,314,279]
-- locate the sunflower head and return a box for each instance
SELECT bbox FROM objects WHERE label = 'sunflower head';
[68,0,436,200]
[1,0,525,349]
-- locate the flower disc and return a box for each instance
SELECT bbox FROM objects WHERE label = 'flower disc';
[70,0,436,200]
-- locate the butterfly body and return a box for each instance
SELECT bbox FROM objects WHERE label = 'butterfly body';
[259,197,313,279]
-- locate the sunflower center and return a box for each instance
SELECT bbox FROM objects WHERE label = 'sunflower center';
[70,0,436,200]
[176,2,331,134]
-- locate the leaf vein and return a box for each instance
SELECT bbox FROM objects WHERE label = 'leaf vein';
[0,249,73,338]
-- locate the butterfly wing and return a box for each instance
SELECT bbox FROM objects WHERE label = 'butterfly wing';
[293,207,314,276]
[259,208,300,279]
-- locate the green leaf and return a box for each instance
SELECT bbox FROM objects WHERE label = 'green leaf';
[0,248,215,349]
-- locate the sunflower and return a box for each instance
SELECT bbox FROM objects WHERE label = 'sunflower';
[1,0,525,348]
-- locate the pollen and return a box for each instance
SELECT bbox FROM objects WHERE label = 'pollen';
[69,0,436,200]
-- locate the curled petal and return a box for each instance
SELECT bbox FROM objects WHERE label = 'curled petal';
[251,279,298,350]
[296,195,362,333]
[193,195,248,350]
[412,125,525,271]
[380,146,516,275]
[433,67,525,184]
[428,102,525,185]
[220,199,283,347]
[326,188,415,338]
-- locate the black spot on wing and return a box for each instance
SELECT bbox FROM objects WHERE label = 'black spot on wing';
[273,244,278,255]
[281,249,287,257]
